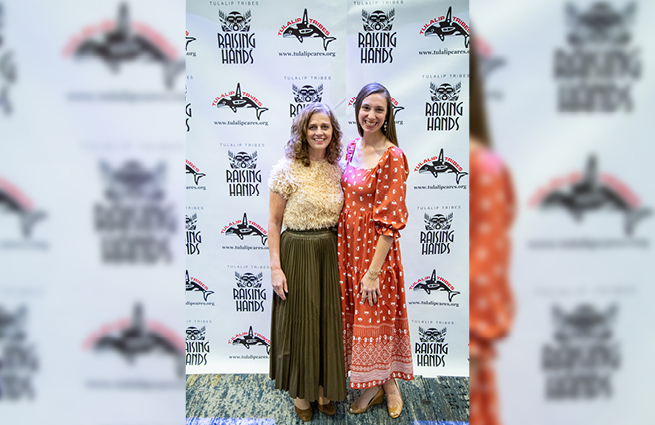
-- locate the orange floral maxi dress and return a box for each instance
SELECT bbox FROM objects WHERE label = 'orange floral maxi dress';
[337,139,414,389]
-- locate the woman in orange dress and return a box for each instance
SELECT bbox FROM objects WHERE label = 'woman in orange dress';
[337,82,414,419]
[469,36,516,425]
[468,138,515,425]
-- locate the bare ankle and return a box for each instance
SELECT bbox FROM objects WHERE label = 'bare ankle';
[357,385,381,407]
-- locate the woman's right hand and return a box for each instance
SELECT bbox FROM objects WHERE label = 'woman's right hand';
[271,267,288,300]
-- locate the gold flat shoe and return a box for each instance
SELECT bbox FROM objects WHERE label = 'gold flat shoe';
[349,387,384,414]
[295,405,313,422]
[317,400,335,416]
[387,379,403,418]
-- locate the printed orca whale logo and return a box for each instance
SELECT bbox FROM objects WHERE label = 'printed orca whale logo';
[431,82,461,102]
[566,3,635,46]
[186,270,214,301]
[538,155,650,235]
[100,161,165,202]
[186,326,206,341]
[424,212,453,231]
[418,149,468,184]
[231,325,270,354]
[185,31,196,50]
[235,271,263,288]
[91,303,184,376]
[362,9,395,32]
[553,304,616,342]
[228,151,257,169]
[418,326,447,343]
[67,3,184,89]
[186,213,197,231]
[225,213,268,245]
[186,163,206,185]
[424,6,469,48]
[186,102,192,131]
[219,10,252,33]
[282,9,336,51]
[215,83,268,121]
[0,177,46,238]
[292,84,323,103]
[391,102,404,117]
[413,269,460,302]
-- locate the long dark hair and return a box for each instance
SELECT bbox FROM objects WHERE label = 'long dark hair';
[354,82,399,146]
[470,34,492,148]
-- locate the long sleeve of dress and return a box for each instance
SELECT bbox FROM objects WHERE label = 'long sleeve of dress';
[373,147,409,238]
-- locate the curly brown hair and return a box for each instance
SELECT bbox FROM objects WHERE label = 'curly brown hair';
[285,103,343,167]
[354,82,399,147]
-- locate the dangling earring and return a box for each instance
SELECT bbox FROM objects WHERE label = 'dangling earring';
[383,121,388,133]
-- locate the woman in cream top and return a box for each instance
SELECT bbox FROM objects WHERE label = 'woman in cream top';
[267,103,346,422]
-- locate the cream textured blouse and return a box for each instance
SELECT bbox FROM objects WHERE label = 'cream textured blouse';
[268,158,344,231]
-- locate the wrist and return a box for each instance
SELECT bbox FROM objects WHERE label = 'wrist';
[367,268,381,279]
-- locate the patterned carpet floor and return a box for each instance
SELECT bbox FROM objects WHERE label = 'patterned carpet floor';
[187,374,468,425]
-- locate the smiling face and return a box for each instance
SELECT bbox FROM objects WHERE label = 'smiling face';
[357,93,388,136]
[305,112,333,160]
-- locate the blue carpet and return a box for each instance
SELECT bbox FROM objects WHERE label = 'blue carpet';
[413,422,468,425]
[187,419,469,425]
[187,374,468,424]
[187,419,275,425]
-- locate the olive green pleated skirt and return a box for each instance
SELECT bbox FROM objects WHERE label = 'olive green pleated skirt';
[269,228,347,402]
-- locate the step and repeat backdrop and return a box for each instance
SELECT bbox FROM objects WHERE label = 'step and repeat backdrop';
[0,1,186,424]
[185,0,471,378]
[474,0,655,423]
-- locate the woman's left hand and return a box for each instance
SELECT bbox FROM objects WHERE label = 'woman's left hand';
[359,275,381,306]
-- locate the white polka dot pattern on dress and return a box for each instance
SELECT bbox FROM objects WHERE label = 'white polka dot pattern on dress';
[469,146,516,425]
[337,140,414,388]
